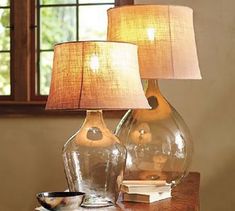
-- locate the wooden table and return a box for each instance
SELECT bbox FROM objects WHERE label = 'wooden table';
[36,172,200,211]
[116,172,200,211]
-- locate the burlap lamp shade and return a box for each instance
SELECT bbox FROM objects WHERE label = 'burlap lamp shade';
[107,5,201,79]
[46,41,150,110]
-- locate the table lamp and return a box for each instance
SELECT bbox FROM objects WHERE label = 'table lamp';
[46,41,150,207]
[107,5,201,186]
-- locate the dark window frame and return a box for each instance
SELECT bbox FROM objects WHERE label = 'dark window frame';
[0,0,134,115]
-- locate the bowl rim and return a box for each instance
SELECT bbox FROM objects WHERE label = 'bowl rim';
[37,192,85,198]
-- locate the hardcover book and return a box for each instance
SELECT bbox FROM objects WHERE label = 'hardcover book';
[121,184,171,194]
[123,191,172,203]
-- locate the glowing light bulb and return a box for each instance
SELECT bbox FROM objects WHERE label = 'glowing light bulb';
[147,28,156,41]
[90,54,99,72]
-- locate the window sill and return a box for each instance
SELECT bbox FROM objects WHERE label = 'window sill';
[0,101,126,118]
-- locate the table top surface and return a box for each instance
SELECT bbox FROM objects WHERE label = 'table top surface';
[36,172,200,211]
[117,172,200,211]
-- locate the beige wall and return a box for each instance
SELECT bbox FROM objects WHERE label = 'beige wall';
[135,0,235,210]
[0,117,120,211]
[0,0,235,210]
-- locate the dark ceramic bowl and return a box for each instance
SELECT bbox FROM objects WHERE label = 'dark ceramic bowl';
[36,192,85,211]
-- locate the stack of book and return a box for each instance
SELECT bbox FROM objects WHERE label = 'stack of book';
[121,180,171,203]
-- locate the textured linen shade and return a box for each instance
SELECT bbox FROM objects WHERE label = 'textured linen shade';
[107,5,201,79]
[46,41,150,110]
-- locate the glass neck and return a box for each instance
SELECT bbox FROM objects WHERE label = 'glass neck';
[83,110,106,128]
[76,110,120,147]
[144,79,162,98]
[86,110,104,121]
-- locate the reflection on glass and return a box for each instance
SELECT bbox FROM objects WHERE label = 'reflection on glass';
[0,8,10,51]
[79,5,113,40]
[115,80,193,186]
[40,7,76,49]
[40,51,53,95]
[79,0,114,3]
[0,52,10,95]
[40,0,76,5]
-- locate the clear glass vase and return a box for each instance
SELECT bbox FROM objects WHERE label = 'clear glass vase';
[115,80,193,186]
[63,110,127,207]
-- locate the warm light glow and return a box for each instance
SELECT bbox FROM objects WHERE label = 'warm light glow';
[46,41,150,110]
[175,132,184,150]
[147,28,155,41]
[130,123,152,144]
[90,54,100,72]
[107,5,201,79]
[112,149,119,156]
[175,132,185,158]
[126,154,133,168]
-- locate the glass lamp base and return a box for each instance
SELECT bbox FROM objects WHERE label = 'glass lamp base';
[81,195,113,208]
[63,110,126,206]
[115,80,193,186]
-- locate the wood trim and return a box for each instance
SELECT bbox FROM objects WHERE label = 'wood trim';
[0,102,126,118]
[29,0,37,101]
[9,0,14,99]
[30,0,48,102]
[115,0,134,6]
[0,95,14,100]
[12,0,31,101]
